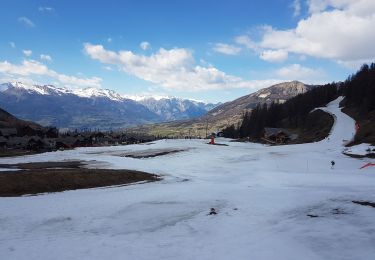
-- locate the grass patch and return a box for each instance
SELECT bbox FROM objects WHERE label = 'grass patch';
[119,149,185,159]
[352,201,375,208]
[0,161,160,197]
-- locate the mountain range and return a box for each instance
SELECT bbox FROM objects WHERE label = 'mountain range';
[131,81,315,137]
[0,82,217,130]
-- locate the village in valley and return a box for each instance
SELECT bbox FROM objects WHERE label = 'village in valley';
[0,125,156,153]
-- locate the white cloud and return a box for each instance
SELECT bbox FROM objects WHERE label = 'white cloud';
[260,49,288,63]
[0,60,49,76]
[103,66,113,71]
[140,41,150,50]
[292,0,302,17]
[38,6,55,12]
[306,0,375,16]
[213,43,241,55]
[9,42,16,48]
[234,35,258,51]
[22,50,32,57]
[275,64,324,81]
[40,54,52,61]
[18,17,35,28]
[84,43,280,91]
[50,72,101,88]
[255,0,375,65]
[0,59,101,88]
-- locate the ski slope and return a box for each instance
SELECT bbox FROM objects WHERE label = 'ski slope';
[0,97,374,260]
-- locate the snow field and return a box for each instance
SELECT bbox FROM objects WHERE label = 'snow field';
[0,97,374,260]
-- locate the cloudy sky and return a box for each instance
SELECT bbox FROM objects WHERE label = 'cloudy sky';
[1,0,374,102]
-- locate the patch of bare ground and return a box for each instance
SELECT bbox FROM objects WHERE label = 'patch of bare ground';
[0,161,160,197]
[118,149,186,159]
[207,143,228,146]
[0,148,38,158]
[352,201,375,208]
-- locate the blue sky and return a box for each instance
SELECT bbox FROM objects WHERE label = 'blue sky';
[1,0,374,102]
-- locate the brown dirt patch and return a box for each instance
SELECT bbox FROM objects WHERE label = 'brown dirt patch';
[352,200,375,208]
[0,161,85,170]
[0,149,38,158]
[207,143,229,146]
[0,161,160,197]
[118,149,185,159]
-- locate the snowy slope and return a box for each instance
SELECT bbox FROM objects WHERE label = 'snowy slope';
[0,97,374,260]
[318,96,356,146]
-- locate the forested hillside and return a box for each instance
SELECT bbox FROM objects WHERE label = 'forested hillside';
[223,83,339,140]
[223,63,375,144]
[341,64,375,145]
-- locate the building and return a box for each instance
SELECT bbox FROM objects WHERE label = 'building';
[264,128,293,144]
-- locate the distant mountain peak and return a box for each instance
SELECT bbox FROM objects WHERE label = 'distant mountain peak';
[123,94,208,104]
[73,87,124,101]
[202,80,315,127]
[123,94,175,102]
[253,81,309,98]
[7,81,50,95]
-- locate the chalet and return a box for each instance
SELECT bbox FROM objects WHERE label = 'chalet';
[264,128,293,144]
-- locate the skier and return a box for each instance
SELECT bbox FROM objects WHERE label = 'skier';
[209,208,217,215]
[331,160,335,169]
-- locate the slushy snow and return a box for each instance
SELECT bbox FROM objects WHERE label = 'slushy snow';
[0,97,375,260]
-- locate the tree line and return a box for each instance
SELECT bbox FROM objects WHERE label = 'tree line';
[342,63,375,113]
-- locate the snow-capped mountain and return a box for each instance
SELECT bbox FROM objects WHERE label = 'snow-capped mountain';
[73,87,125,102]
[135,96,217,121]
[0,82,72,96]
[0,82,216,129]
